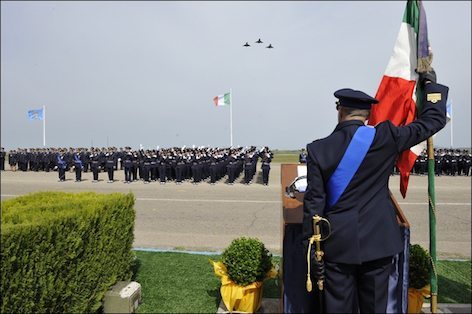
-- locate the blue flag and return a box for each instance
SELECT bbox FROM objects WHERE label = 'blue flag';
[28,108,43,121]
[446,102,452,123]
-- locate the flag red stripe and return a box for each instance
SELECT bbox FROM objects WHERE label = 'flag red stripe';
[369,76,417,127]
[368,76,419,198]
[213,96,219,106]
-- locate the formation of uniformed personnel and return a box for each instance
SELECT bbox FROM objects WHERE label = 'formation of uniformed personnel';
[2,146,274,185]
[303,70,448,313]
[409,148,472,176]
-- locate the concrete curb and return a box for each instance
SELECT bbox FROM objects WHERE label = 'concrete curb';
[217,299,472,313]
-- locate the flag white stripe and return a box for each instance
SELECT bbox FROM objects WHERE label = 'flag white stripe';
[384,23,418,81]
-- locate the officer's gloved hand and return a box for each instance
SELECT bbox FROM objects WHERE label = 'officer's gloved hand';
[418,68,437,86]
[310,249,325,280]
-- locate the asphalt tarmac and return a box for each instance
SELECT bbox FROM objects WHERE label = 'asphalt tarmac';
[1,165,470,259]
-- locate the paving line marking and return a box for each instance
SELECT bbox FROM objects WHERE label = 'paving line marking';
[136,197,280,204]
[1,194,470,206]
[398,202,471,206]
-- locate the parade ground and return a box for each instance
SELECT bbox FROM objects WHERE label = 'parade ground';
[1,164,470,259]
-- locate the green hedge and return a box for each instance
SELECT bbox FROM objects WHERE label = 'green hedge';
[1,192,135,313]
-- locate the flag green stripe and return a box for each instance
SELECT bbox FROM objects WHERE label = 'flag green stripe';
[224,93,231,105]
[402,0,419,34]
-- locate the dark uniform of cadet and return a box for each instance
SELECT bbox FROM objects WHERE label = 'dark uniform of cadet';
[299,149,308,164]
[175,154,185,184]
[143,152,152,183]
[226,154,237,185]
[73,153,84,182]
[244,153,254,184]
[105,151,115,183]
[123,149,133,183]
[151,151,158,181]
[0,147,5,171]
[9,150,18,171]
[303,73,448,313]
[261,150,272,186]
[90,151,100,182]
[158,155,167,184]
[57,151,67,182]
[73,151,83,182]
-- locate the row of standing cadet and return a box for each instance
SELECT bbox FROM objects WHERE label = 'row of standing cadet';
[299,147,472,176]
[412,148,472,176]
[3,146,273,185]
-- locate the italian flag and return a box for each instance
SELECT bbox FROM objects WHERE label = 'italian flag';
[213,92,231,106]
[368,0,431,198]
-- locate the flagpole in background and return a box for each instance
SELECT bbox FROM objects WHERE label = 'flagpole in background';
[450,103,453,148]
[43,105,46,147]
[230,88,233,147]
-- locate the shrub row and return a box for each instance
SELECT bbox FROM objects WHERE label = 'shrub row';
[1,192,135,313]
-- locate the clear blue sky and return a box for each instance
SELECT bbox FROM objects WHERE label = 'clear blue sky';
[1,1,470,150]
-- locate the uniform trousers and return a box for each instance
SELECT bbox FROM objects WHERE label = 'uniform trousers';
[158,165,167,182]
[124,166,132,182]
[244,164,252,183]
[92,165,99,181]
[262,165,270,184]
[210,164,217,183]
[107,167,114,181]
[324,256,393,314]
[143,163,151,182]
[175,164,184,183]
[75,166,82,181]
[58,167,66,181]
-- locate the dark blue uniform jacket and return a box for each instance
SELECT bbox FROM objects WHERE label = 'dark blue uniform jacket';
[303,82,448,264]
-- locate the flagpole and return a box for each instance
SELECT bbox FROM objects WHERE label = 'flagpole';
[427,136,438,313]
[43,105,46,147]
[450,104,453,148]
[230,88,233,147]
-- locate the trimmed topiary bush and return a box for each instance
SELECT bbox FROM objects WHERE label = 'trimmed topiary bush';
[409,244,431,289]
[221,237,273,287]
[1,192,135,313]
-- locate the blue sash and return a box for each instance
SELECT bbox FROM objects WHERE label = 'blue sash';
[326,126,376,209]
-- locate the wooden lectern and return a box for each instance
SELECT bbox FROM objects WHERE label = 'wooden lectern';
[280,163,410,313]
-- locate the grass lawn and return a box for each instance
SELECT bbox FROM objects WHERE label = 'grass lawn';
[133,251,470,313]
[437,260,472,303]
[272,153,299,163]
[133,251,280,313]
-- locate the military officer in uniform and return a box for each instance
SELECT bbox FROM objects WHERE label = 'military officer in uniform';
[123,148,133,183]
[105,150,116,183]
[73,151,84,182]
[261,150,272,185]
[57,150,67,182]
[303,70,448,313]
[299,148,308,164]
[90,150,101,182]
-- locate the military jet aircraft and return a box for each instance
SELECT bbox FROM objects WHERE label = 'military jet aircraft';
[255,38,263,43]
[243,42,251,47]
[266,44,274,49]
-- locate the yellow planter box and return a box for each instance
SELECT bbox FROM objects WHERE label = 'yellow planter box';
[211,260,277,313]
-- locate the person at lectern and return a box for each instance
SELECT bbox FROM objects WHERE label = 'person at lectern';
[302,69,448,313]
